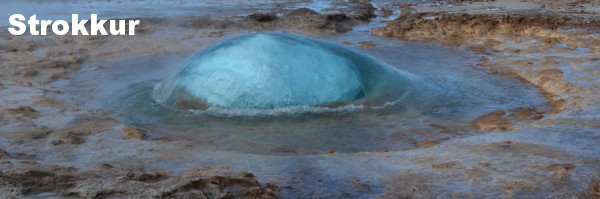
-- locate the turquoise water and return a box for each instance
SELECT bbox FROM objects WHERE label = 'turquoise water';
[61,33,546,155]
[155,33,430,110]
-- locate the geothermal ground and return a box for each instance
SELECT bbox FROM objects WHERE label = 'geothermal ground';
[0,0,599,198]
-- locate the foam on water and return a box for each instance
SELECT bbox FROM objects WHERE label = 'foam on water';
[155,33,428,111]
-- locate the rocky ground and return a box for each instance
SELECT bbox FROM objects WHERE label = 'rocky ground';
[0,0,599,198]
[372,0,600,198]
[0,2,379,198]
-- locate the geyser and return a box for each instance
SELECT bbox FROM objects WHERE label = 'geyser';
[155,33,422,110]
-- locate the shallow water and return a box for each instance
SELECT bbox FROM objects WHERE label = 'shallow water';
[0,0,284,27]
[0,0,370,27]
[0,0,597,198]
[57,33,546,155]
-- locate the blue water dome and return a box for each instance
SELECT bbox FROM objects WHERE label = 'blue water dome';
[155,33,421,110]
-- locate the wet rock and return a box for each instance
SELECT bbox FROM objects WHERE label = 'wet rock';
[350,2,377,21]
[129,173,168,183]
[0,149,8,159]
[2,171,79,195]
[549,99,567,114]
[506,108,544,121]
[210,175,260,187]
[546,163,574,171]
[544,163,575,174]
[50,139,64,145]
[380,7,393,18]
[245,187,278,198]
[470,108,544,131]
[416,140,439,148]
[286,8,319,16]
[541,38,561,45]
[549,177,600,198]
[359,41,376,47]
[2,106,38,118]
[528,0,600,9]
[35,97,66,107]
[547,192,585,199]
[535,68,563,78]
[152,137,172,142]
[99,164,113,170]
[468,45,489,55]
[20,69,38,77]
[502,181,539,194]
[49,166,79,173]
[478,162,492,167]
[248,13,278,22]
[383,173,433,198]
[589,178,600,197]
[326,14,350,22]
[0,167,279,198]
[265,183,283,192]
[64,131,86,145]
[470,110,511,131]
[279,5,375,33]
[40,59,74,69]
[470,141,573,160]
[238,172,255,178]
[7,129,51,145]
[122,126,146,140]
[207,31,223,38]
[372,12,600,40]
[464,168,487,179]
[50,126,96,145]
[431,161,459,169]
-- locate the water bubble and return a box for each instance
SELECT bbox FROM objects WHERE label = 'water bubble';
[155,32,427,110]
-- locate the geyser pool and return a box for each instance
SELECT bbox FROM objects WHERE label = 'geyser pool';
[61,34,546,154]
[155,33,426,110]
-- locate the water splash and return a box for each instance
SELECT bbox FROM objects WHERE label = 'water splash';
[155,33,426,110]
